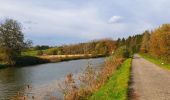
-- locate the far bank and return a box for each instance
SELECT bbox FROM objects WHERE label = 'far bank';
[0,54,106,68]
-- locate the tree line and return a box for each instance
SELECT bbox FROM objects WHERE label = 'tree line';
[140,24,170,62]
[116,24,170,62]
[32,39,117,56]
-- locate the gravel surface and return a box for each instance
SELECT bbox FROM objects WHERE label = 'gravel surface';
[130,54,170,100]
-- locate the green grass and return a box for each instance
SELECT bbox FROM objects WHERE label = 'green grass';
[139,53,170,70]
[22,50,38,56]
[22,49,50,56]
[89,58,132,100]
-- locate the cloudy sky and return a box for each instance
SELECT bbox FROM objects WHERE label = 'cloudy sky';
[0,0,169,45]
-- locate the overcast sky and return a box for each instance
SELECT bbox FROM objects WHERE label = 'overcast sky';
[0,0,169,46]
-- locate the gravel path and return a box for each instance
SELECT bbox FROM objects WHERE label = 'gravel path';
[130,54,170,100]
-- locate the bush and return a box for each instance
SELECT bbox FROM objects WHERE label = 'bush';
[114,46,130,58]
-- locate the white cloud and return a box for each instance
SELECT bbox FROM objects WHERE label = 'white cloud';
[0,1,126,41]
[0,0,170,45]
[108,16,123,24]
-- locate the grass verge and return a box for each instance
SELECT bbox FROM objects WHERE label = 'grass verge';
[89,58,132,100]
[139,53,170,70]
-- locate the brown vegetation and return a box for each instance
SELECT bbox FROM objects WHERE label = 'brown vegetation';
[58,46,128,100]
[116,24,170,62]
[140,24,170,62]
[149,24,170,61]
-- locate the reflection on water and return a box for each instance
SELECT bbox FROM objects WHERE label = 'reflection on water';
[0,58,104,99]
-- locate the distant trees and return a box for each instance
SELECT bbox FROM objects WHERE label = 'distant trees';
[140,31,150,53]
[115,24,170,62]
[116,34,143,55]
[95,41,107,55]
[50,39,117,56]
[0,19,31,65]
[34,45,50,50]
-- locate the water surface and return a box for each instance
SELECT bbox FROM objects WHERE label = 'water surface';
[0,57,105,99]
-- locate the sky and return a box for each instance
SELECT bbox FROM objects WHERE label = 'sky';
[0,0,170,46]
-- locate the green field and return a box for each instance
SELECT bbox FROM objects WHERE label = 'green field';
[22,50,38,56]
[139,53,170,70]
[89,58,132,100]
[22,50,48,56]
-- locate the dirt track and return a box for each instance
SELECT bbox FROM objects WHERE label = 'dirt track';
[130,54,170,100]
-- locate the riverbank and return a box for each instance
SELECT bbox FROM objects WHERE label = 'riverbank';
[89,58,132,100]
[139,53,170,70]
[0,54,106,68]
[0,56,50,69]
[39,54,105,62]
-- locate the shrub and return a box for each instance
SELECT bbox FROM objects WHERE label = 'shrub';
[114,46,130,58]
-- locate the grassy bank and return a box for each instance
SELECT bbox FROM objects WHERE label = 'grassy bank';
[89,58,132,100]
[139,53,170,70]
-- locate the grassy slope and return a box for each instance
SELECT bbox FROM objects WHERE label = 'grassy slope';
[89,58,132,100]
[139,53,170,70]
